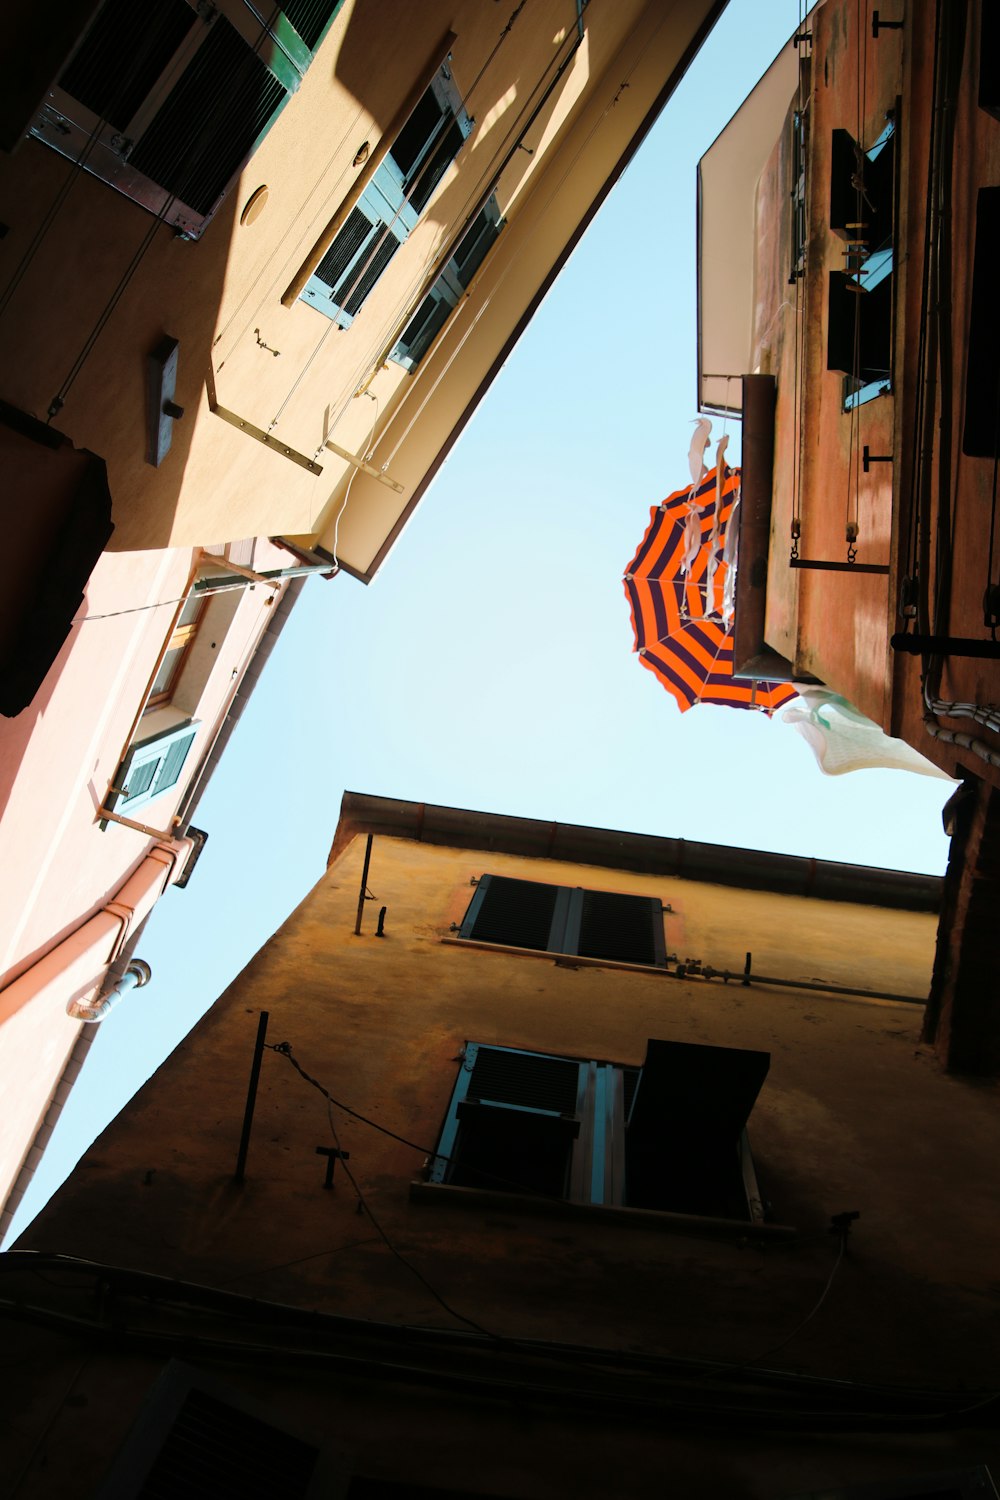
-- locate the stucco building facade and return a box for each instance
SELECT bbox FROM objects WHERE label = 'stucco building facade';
[697,0,1000,1071]
[5,795,998,1497]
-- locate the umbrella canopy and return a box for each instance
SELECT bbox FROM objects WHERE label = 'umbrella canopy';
[624,465,798,714]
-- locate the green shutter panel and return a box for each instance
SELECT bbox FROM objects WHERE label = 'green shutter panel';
[391,197,504,371]
[107,721,199,817]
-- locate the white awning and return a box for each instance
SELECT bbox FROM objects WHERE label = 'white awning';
[696,36,800,415]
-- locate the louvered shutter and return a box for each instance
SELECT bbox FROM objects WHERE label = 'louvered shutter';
[31,0,346,239]
[459,875,665,966]
[302,179,407,325]
[95,1371,319,1499]
[459,874,568,952]
[302,65,471,323]
[391,197,504,371]
[574,890,666,967]
[106,720,199,818]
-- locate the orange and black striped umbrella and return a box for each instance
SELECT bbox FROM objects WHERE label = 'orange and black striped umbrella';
[623,466,797,715]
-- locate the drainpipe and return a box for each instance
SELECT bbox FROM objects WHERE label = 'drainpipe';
[68,958,152,1022]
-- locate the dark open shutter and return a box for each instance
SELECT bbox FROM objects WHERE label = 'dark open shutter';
[626,1039,770,1217]
[450,1045,582,1198]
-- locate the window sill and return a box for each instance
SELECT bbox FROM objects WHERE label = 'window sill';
[409,1180,796,1242]
[440,936,669,977]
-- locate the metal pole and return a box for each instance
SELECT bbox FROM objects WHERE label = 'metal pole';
[234,1011,269,1184]
[790,558,890,574]
[891,632,1000,659]
[355,834,373,936]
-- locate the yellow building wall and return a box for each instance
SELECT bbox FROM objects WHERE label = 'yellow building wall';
[10,820,1000,1495]
[0,0,719,569]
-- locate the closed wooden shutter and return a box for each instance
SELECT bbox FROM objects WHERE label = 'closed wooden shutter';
[460,874,564,952]
[459,875,666,967]
[576,890,665,967]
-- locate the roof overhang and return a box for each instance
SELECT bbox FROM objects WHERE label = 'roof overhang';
[696,35,799,415]
[329,792,942,911]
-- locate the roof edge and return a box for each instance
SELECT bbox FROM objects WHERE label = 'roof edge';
[329,793,941,912]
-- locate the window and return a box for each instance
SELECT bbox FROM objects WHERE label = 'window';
[104,719,199,820]
[301,64,472,325]
[29,0,345,239]
[827,118,896,407]
[390,196,504,371]
[145,594,204,710]
[428,1038,770,1225]
[456,874,667,968]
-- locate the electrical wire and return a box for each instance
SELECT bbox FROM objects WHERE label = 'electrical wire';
[707,1231,847,1381]
[322,1099,500,1341]
[265,1038,500,1337]
[70,579,264,625]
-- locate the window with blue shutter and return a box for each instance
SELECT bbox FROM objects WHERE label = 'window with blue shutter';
[827,117,897,408]
[457,874,667,968]
[301,64,472,325]
[429,1039,770,1224]
[104,719,199,819]
[390,196,504,371]
[30,0,346,239]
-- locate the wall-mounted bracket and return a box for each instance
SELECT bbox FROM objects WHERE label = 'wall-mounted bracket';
[205,367,323,475]
[862,445,893,472]
[146,336,184,467]
[324,438,405,494]
[872,10,903,36]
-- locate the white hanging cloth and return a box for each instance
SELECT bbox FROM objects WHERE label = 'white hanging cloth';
[781,687,955,779]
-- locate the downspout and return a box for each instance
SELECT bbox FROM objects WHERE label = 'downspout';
[68,958,151,1022]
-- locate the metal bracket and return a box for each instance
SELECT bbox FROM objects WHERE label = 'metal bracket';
[316,1145,351,1188]
[862,445,893,472]
[324,438,405,494]
[205,367,323,475]
[872,10,903,36]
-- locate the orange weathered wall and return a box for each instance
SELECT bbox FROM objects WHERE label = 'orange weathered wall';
[8,826,1000,1497]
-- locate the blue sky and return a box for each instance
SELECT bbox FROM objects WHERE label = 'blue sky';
[6,0,952,1243]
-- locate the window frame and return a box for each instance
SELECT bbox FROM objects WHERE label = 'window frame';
[144,596,205,710]
[301,62,472,325]
[30,0,345,240]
